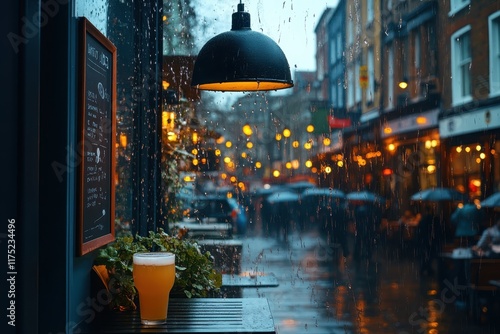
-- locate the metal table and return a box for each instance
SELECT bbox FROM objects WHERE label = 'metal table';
[77,298,276,333]
[220,273,279,297]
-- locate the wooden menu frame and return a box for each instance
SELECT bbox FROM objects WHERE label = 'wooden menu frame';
[78,18,116,256]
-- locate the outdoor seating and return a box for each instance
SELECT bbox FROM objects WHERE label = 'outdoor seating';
[219,272,279,297]
[467,258,500,323]
[77,298,276,333]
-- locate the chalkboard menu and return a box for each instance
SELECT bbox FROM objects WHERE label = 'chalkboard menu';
[78,18,116,256]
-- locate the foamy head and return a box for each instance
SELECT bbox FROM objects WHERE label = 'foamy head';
[133,252,175,266]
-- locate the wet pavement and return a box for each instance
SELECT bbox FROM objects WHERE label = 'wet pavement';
[237,227,500,334]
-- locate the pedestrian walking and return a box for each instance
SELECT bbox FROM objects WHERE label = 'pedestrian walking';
[416,205,442,275]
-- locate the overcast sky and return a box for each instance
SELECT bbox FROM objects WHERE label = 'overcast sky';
[194,0,339,72]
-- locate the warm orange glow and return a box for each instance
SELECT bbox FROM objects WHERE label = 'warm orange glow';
[255,161,262,168]
[216,136,225,144]
[242,124,253,136]
[273,170,280,178]
[226,141,232,148]
[306,125,314,133]
[305,160,312,168]
[119,133,127,148]
[192,132,199,144]
[292,140,299,148]
[382,168,393,176]
[283,128,291,138]
[384,127,392,134]
[388,143,396,151]
[275,133,282,141]
[416,116,427,124]
[323,137,331,146]
[246,142,253,149]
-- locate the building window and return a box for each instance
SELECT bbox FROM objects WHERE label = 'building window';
[367,47,374,104]
[489,11,500,97]
[450,144,483,199]
[388,46,394,109]
[449,0,470,17]
[494,141,500,193]
[451,25,472,106]
[337,80,344,108]
[336,33,342,60]
[347,67,354,107]
[355,58,362,104]
[414,30,421,72]
[347,18,354,46]
[330,39,336,65]
[367,0,374,26]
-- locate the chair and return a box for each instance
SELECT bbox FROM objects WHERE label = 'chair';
[468,259,500,323]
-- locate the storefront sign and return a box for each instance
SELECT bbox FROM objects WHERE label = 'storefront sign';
[439,105,500,138]
[381,109,439,138]
[78,18,117,256]
[328,116,352,128]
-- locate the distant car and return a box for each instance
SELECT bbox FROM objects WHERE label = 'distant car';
[188,195,248,236]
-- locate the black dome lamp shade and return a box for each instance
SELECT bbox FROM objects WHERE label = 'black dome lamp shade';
[191,2,293,92]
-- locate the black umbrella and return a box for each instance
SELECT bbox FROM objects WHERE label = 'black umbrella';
[410,187,468,202]
[481,192,500,207]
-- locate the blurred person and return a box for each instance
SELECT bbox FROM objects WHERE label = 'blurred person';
[417,205,442,275]
[472,218,500,258]
[353,203,378,262]
[451,203,484,247]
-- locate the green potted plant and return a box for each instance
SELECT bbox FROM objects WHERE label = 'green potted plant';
[94,228,222,311]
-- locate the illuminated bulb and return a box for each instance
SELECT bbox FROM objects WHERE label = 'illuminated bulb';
[456,146,462,153]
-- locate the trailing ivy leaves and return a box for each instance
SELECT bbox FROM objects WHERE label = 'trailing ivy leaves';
[94,229,222,311]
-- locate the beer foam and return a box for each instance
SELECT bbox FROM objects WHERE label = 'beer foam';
[133,252,175,266]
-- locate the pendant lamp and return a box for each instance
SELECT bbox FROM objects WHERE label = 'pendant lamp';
[191,1,294,92]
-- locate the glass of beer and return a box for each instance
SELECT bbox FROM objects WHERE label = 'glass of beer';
[133,252,176,325]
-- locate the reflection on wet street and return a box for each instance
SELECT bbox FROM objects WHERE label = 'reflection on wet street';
[239,228,499,334]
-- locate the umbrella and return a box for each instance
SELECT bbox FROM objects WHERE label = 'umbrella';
[481,192,500,207]
[410,187,468,202]
[302,187,345,199]
[285,181,316,193]
[266,191,300,204]
[346,191,385,203]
